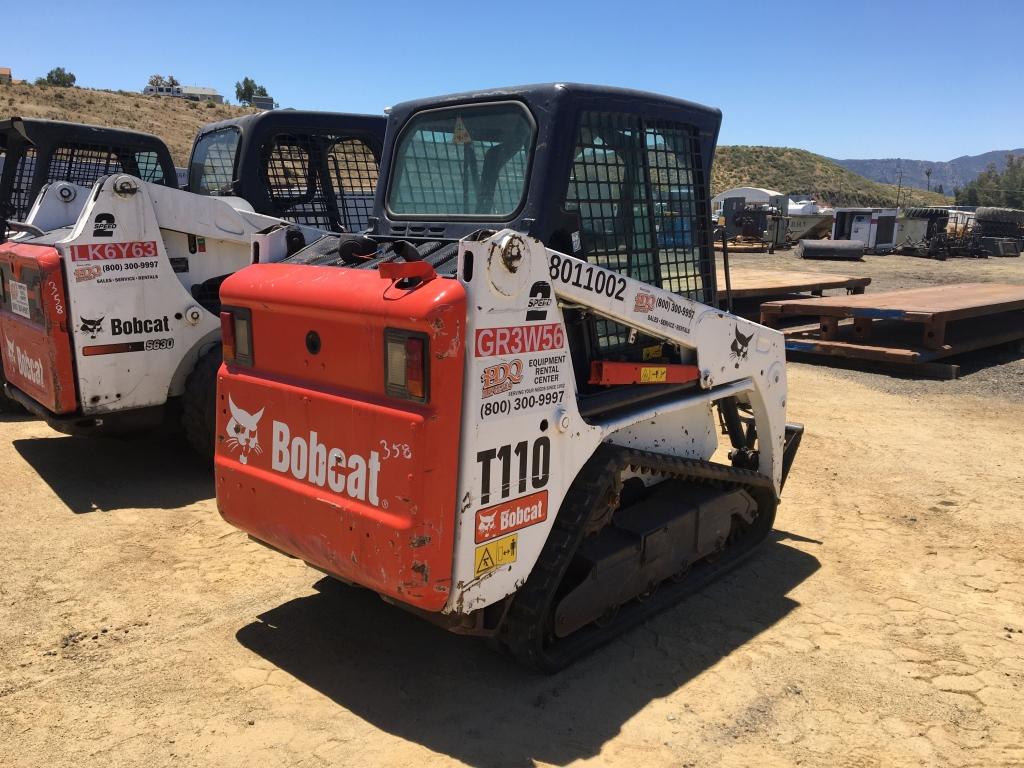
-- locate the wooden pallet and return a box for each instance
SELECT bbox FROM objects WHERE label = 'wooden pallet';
[760,283,1024,377]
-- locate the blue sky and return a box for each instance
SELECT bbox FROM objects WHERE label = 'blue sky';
[4,0,1021,160]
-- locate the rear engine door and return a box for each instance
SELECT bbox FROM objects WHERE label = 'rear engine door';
[0,242,77,412]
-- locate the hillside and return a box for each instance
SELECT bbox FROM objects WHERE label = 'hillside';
[835,149,1024,193]
[0,82,253,165]
[713,146,952,208]
[3,83,957,209]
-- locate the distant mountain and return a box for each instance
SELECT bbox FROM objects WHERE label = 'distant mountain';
[713,146,951,207]
[834,149,1024,193]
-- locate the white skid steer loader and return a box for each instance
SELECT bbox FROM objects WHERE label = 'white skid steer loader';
[0,175,322,450]
[213,84,804,670]
[0,112,385,452]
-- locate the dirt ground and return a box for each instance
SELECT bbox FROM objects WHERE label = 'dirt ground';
[2,254,1023,768]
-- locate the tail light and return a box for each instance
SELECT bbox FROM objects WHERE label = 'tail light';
[385,329,428,402]
[220,307,253,366]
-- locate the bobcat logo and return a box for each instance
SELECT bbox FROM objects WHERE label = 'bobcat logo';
[225,396,265,464]
[730,326,753,365]
[477,511,497,537]
[79,317,104,339]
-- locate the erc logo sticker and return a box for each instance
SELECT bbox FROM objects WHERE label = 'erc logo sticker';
[474,534,518,576]
[633,290,656,313]
[475,490,548,543]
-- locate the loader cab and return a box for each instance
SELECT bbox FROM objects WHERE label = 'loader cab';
[188,110,386,233]
[0,117,177,225]
[372,84,721,394]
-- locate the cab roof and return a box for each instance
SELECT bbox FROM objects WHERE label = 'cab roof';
[0,116,172,152]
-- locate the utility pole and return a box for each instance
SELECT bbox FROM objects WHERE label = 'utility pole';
[895,169,903,208]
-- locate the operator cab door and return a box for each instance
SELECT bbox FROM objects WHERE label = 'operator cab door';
[850,214,870,244]
[559,111,710,399]
[260,132,380,233]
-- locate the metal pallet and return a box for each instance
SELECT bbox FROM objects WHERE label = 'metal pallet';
[760,283,1024,378]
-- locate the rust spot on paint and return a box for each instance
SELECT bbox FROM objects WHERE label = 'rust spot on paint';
[411,561,429,583]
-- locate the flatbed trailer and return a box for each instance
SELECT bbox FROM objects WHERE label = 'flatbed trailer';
[718,266,870,300]
[760,283,1024,378]
[717,266,870,320]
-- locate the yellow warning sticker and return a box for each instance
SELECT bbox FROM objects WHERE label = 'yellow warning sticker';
[453,115,472,145]
[642,344,663,361]
[474,534,518,576]
[640,366,667,383]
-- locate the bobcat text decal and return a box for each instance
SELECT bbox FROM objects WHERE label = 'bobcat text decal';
[271,421,382,507]
[474,490,548,544]
[5,338,44,388]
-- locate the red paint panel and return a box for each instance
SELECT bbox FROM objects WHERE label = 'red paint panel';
[215,265,466,612]
[0,243,77,413]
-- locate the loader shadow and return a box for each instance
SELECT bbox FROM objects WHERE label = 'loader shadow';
[236,532,820,767]
[13,433,213,513]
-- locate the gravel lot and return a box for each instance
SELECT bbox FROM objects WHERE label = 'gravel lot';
[0,252,1022,768]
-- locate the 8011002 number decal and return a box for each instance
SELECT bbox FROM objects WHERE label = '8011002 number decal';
[549,253,626,301]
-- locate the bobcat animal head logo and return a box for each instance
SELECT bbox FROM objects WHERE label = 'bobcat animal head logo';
[4,338,14,360]
[79,317,104,339]
[477,511,497,537]
[730,326,753,365]
[225,396,264,464]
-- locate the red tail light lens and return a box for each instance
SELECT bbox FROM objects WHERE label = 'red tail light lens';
[384,329,428,402]
[220,307,253,366]
[405,337,424,399]
[220,311,236,361]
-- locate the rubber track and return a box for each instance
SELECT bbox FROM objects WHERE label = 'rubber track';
[498,445,776,673]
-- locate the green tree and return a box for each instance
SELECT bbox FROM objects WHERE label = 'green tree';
[955,155,1024,208]
[148,74,179,88]
[234,77,269,105]
[35,67,76,87]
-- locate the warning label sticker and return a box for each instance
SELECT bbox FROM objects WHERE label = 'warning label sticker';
[474,534,518,576]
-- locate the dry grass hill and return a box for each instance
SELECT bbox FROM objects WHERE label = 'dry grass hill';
[1,82,253,165]
[3,83,956,209]
[714,145,952,208]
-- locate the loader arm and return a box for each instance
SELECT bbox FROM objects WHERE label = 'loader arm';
[483,230,789,494]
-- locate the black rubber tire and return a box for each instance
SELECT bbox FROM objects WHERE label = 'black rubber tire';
[902,206,949,219]
[182,344,221,461]
[973,219,1019,238]
[974,207,1024,225]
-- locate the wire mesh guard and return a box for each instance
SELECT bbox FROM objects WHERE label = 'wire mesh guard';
[6,143,166,221]
[263,134,379,232]
[6,146,37,220]
[564,112,710,351]
[192,128,239,195]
